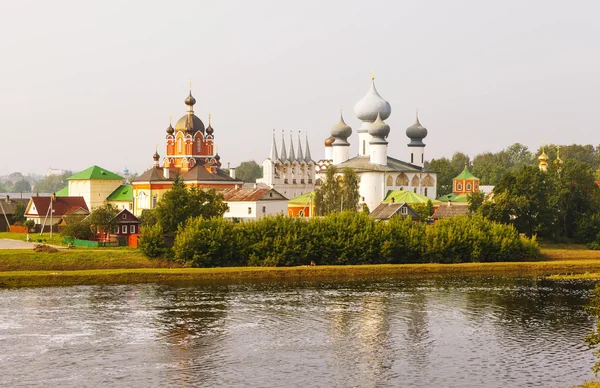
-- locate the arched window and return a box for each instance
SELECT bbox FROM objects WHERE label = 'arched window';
[196,140,201,153]
[386,176,393,186]
[422,174,435,187]
[177,138,183,153]
[466,183,472,191]
[457,183,463,191]
[411,175,420,186]
[424,187,428,197]
[396,173,409,186]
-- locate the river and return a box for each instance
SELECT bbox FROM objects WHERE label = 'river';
[0,275,596,387]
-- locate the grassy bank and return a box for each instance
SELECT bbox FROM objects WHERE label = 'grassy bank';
[2,248,600,287]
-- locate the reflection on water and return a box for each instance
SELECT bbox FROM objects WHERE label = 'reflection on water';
[0,276,595,387]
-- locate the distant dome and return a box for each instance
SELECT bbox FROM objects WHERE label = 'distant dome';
[330,112,352,141]
[538,150,548,161]
[166,123,175,135]
[206,114,214,135]
[368,112,390,139]
[185,92,196,106]
[406,112,428,146]
[153,151,160,161]
[354,79,391,123]
[324,136,334,147]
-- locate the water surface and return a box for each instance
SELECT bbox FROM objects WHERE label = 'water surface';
[0,276,595,387]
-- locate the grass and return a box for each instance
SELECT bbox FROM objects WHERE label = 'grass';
[0,231,65,246]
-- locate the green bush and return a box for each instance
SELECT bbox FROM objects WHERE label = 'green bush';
[164,212,539,267]
[138,224,165,258]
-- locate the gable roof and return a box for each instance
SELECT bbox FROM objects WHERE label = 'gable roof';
[221,188,287,202]
[432,204,470,219]
[370,202,420,220]
[113,209,141,224]
[0,198,29,215]
[107,184,133,201]
[26,196,90,218]
[133,165,243,184]
[335,156,436,174]
[383,190,441,204]
[68,165,123,181]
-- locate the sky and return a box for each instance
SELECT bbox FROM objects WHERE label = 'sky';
[1,0,599,176]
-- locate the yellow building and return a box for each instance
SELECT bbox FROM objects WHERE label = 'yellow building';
[66,165,124,211]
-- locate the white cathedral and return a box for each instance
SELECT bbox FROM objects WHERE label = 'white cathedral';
[259,76,438,212]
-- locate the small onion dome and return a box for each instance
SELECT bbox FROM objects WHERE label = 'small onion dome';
[166,123,175,135]
[538,150,548,162]
[330,112,352,141]
[368,112,390,138]
[215,153,221,161]
[354,79,391,122]
[324,136,334,147]
[206,123,214,135]
[406,113,428,146]
[153,151,160,161]
[184,92,196,106]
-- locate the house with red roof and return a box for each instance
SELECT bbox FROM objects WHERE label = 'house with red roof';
[221,187,287,219]
[25,196,89,226]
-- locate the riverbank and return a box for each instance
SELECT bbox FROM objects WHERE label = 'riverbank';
[2,246,600,287]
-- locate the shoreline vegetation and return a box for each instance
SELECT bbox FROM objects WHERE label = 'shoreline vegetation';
[1,247,600,288]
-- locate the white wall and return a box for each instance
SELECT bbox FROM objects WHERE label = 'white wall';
[223,200,288,219]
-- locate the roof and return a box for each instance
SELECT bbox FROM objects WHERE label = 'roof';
[335,156,436,174]
[288,191,315,205]
[370,202,419,220]
[221,188,287,202]
[68,165,123,181]
[454,166,479,181]
[436,193,470,203]
[432,204,470,219]
[113,209,141,224]
[55,186,69,196]
[26,196,89,217]
[133,164,243,184]
[106,184,133,201]
[383,190,441,204]
[0,197,29,215]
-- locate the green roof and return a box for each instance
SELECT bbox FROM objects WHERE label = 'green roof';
[55,186,69,196]
[383,190,441,205]
[68,165,123,180]
[288,192,315,205]
[436,193,470,203]
[454,166,479,181]
[106,184,133,201]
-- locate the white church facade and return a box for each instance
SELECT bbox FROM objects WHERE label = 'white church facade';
[258,76,437,212]
[320,76,437,213]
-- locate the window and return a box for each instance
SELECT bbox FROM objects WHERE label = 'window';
[248,207,252,214]
[424,188,428,197]
[457,183,463,191]
[122,225,127,234]
[196,141,201,153]
[466,183,472,191]
[269,192,273,197]
[299,210,304,217]
[411,153,414,163]
[152,195,157,208]
[122,214,126,219]
[386,176,393,186]
[400,206,408,215]
[421,154,424,164]
[396,173,409,186]
[177,138,182,153]
[130,225,135,233]
[262,206,266,213]
[413,188,417,193]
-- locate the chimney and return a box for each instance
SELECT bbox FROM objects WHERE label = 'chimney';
[163,168,170,179]
[448,199,452,206]
[230,168,236,179]
[253,183,257,189]
[5,195,9,203]
[391,197,395,203]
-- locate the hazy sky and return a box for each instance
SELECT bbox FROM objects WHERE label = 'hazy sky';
[1,0,599,176]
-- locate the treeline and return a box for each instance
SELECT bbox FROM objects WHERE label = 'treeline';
[141,212,538,267]
[426,143,600,196]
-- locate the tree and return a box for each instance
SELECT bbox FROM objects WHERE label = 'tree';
[425,157,453,196]
[33,171,72,194]
[12,203,26,224]
[154,176,228,234]
[411,200,434,221]
[88,203,119,239]
[467,190,486,214]
[60,215,93,240]
[138,224,165,258]
[472,152,507,185]
[314,167,360,215]
[234,160,262,183]
[12,179,31,193]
